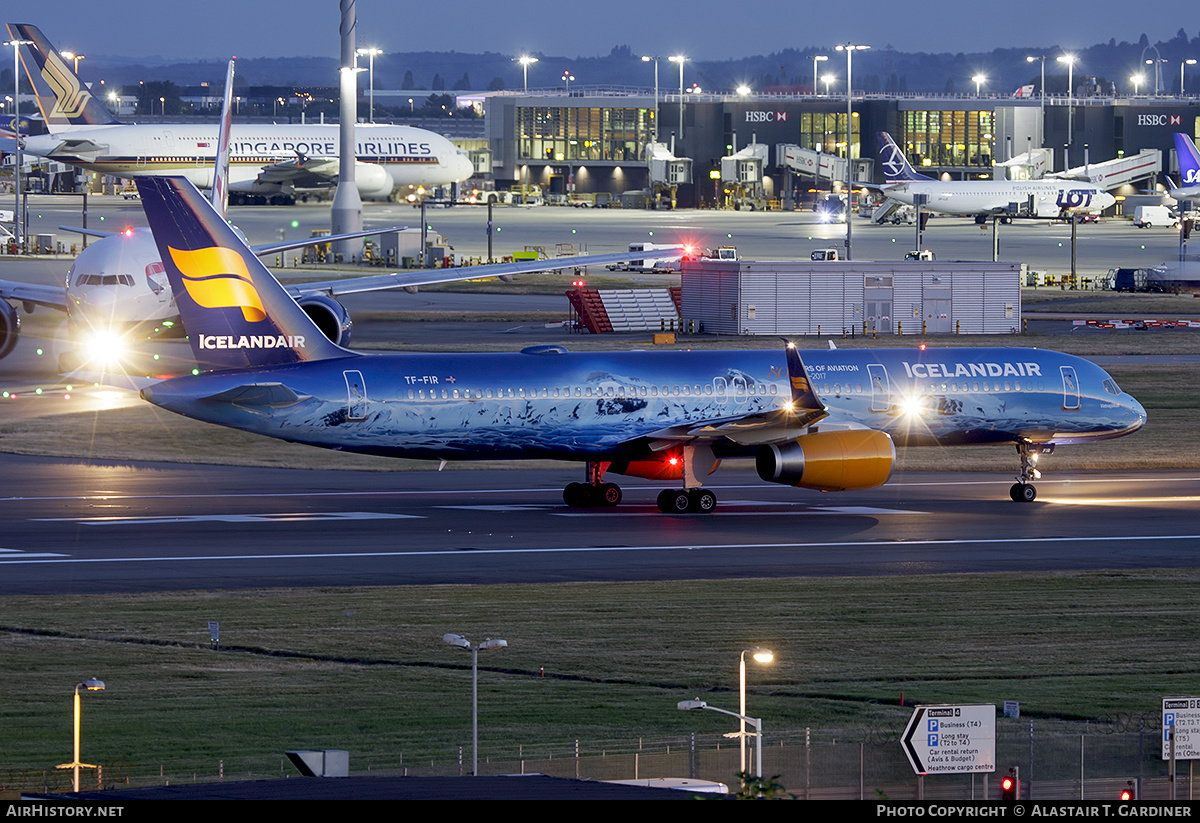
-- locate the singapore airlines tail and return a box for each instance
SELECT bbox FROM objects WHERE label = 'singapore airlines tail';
[211,59,236,219]
[135,177,348,371]
[5,23,121,130]
[877,131,935,183]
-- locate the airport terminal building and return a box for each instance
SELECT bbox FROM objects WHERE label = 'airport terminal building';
[482,90,1200,208]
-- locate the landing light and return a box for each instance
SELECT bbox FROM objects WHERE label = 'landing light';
[898,393,927,418]
[81,329,129,368]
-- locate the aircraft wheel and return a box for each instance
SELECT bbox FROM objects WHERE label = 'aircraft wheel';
[564,482,586,508]
[1010,483,1037,503]
[599,483,622,507]
[658,489,692,514]
[689,489,717,514]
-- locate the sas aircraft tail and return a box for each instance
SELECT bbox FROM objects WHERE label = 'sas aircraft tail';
[4,23,121,130]
[877,131,934,184]
[1175,132,1200,187]
[135,176,349,372]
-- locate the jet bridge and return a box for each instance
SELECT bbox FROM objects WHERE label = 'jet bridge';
[645,142,692,210]
[720,142,769,210]
[1050,149,1161,191]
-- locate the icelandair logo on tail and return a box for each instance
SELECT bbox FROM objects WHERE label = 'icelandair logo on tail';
[168,245,305,351]
[170,245,265,321]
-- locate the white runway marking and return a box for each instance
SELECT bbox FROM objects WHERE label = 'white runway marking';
[2,533,1197,566]
[32,512,423,526]
[551,505,919,517]
[0,547,67,559]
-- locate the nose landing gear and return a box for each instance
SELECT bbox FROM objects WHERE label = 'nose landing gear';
[1010,441,1052,502]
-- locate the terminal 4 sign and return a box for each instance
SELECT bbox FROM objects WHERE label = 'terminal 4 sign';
[902,704,996,775]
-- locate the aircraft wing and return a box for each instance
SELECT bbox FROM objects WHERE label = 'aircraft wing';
[58,225,115,239]
[43,138,108,162]
[0,280,66,311]
[256,155,340,188]
[638,341,829,449]
[285,247,683,297]
[250,225,408,256]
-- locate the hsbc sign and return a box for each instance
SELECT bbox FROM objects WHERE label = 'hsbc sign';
[745,111,788,123]
[1136,114,1183,126]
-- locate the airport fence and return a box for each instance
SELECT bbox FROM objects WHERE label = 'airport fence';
[4,717,1194,799]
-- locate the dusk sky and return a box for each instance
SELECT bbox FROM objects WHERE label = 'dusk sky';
[19,1,1199,63]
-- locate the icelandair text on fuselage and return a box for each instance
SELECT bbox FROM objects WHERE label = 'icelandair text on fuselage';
[198,335,305,350]
[874,806,1192,817]
[903,361,1043,379]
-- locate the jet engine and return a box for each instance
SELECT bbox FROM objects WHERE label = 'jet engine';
[756,429,894,491]
[355,162,395,199]
[0,300,19,360]
[296,294,353,347]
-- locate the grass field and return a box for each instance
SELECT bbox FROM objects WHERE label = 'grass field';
[2,571,1197,780]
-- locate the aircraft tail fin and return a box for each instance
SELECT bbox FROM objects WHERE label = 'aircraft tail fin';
[135,176,348,372]
[4,23,121,129]
[877,131,934,183]
[1175,133,1200,189]
[211,58,236,219]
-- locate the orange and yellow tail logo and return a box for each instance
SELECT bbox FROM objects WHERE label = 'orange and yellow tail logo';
[168,246,265,322]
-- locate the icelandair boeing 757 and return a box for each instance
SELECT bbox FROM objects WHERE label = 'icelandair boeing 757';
[5,23,473,203]
[131,177,1145,511]
[877,132,1116,222]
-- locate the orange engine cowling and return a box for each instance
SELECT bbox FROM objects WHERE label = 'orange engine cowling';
[756,430,895,491]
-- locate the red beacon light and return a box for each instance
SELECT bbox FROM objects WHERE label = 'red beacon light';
[122,226,134,238]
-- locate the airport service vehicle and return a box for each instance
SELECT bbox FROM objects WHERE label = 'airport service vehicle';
[129,176,1145,511]
[1133,205,1178,229]
[811,249,841,261]
[5,23,473,204]
[876,132,1116,222]
[607,242,683,273]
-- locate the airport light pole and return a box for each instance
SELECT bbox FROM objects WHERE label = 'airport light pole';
[56,679,105,793]
[739,648,774,775]
[561,72,574,93]
[1182,59,1197,96]
[443,634,507,776]
[669,55,685,140]
[356,47,382,122]
[1026,56,1045,140]
[1131,73,1144,96]
[517,55,537,92]
[835,43,869,261]
[811,54,828,94]
[973,73,987,97]
[822,73,835,96]
[59,50,84,75]
[5,38,31,254]
[1058,54,1075,157]
[641,55,660,141]
[678,700,764,780]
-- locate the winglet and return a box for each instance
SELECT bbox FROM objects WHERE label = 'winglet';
[782,340,827,427]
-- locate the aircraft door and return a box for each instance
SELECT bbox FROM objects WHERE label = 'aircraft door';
[1060,366,1081,411]
[867,364,891,412]
[344,370,368,421]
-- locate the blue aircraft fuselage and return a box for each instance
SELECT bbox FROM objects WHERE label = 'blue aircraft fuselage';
[142,345,1145,463]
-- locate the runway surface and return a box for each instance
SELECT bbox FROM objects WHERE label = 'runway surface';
[2,453,1198,594]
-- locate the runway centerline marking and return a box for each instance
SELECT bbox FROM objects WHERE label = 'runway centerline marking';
[4,533,1199,566]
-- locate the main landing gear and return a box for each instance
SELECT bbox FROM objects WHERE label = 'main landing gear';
[561,459,719,513]
[1010,441,1051,502]
[563,461,623,508]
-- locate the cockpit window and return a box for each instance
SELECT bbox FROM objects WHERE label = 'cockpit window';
[1103,378,1121,395]
[75,274,135,287]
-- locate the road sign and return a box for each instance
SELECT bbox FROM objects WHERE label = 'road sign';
[902,704,996,775]
[1162,697,1200,760]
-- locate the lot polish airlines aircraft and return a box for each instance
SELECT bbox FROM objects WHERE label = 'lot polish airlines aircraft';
[5,23,473,203]
[129,176,1145,512]
[876,132,1116,222]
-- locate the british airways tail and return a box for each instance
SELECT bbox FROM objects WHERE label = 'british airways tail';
[4,23,121,130]
[211,59,236,219]
[1175,132,1200,187]
[877,131,934,183]
[135,176,349,372]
